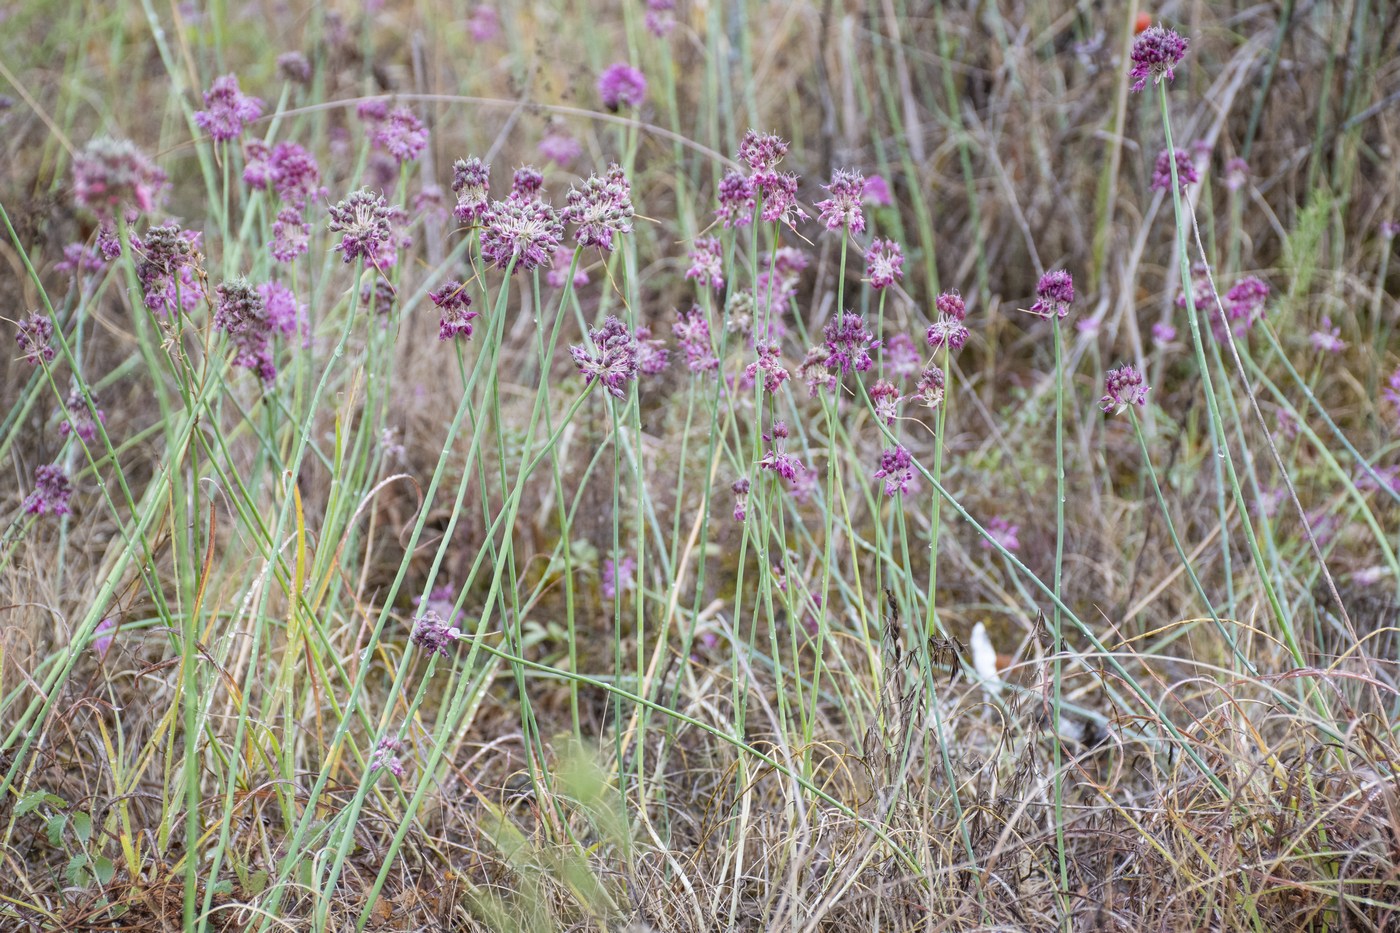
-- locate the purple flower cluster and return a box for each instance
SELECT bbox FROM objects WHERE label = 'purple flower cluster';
[538,129,581,168]
[72,137,167,216]
[686,236,725,290]
[244,141,325,208]
[469,4,500,41]
[870,379,901,425]
[745,341,790,393]
[1385,367,1400,421]
[635,326,670,375]
[884,333,920,377]
[1175,261,1214,312]
[1100,364,1150,413]
[372,107,428,163]
[328,189,395,265]
[823,311,877,375]
[716,170,755,228]
[194,74,264,142]
[257,281,304,339]
[564,166,634,253]
[598,63,647,111]
[798,345,836,398]
[1309,317,1345,353]
[863,174,892,207]
[914,365,946,408]
[758,421,805,482]
[1151,148,1199,192]
[1213,275,1269,340]
[276,52,312,85]
[16,312,55,366]
[816,169,866,234]
[732,478,751,522]
[24,464,72,516]
[214,278,277,383]
[511,165,544,200]
[430,281,479,341]
[480,196,564,272]
[981,516,1020,552]
[135,225,204,317]
[645,0,676,36]
[738,130,789,172]
[571,316,640,399]
[1224,158,1250,192]
[451,157,491,223]
[926,313,969,353]
[270,207,311,262]
[546,248,589,289]
[936,291,967,321]
[60,387,105,444]
[411,609,463,657]
[1029,269,1074,319]
[673,305,718,374]
[873,445,915,497]
[369,736,407,778]
[865,239,904,290]
[602,554,637,599]
[1128,24,1189,93]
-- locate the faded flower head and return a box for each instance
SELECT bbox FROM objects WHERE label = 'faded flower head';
[816,168,866,234]
[276,51,312,85]
[824,311,877,375]
[798,345,837,398]
[673,305,718,374]
[546,247,589,289]
[873,445,915,497]
[430,280,479,341]
[602,554,637,600]
[411,610,463,658]
[870,379,901,426]
[914,365,945,408]
[732,477,751,522]
[758,420,805,482]
[745,341,790,393]
[16,312,56,366]
[469,3,500,42]
[686,236,725,290]
[1224,157,1250,191]
[598,63,647,110]
[1100,364,1150,413]
[1380,221,1400,241]
[328,189,394,265]
[60,387,105,444]
[214,278,276,383]
[72,137,167,215]
[884,332,920,377]
[863,174,892,207]
[1309,316,1345,353]
[270,207,310,262]
[1029,269,1074,319]
[480,196,563,272]
[135,226,204,317]
[257,281,304,338]
[716,170,755,228]
[865,238,904,290]
[1215,275,1269,340]
[538,129,582,168]
[194,73,264,142]
[451,157,491,223]
[369,737,407,779]
[564,165,634,253]
[1128,24,1189,93]
[1152,321,1177,343]
[570,315,639,399]
[1384,367,1400,421]
[738,130,788,173]
[92,617,118,660]
[645,0,676,36]
[981,516,1020,552]
[1151,148,1199,192]
[24,464,72,516]
[372,107,429,163]
[635,326,669,375]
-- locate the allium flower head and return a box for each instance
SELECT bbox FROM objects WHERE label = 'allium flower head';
[411,610,463,657]
[1100,364,1151,413]
[215,278,277,383]
[863,174,892,207]
[16,312,56,366]
[564,166,635,253]
[255,142,326,208]
[601,554,636,599]
[257,281,304,337]
[1176,261,1214,312]
[981,516,1020,552]
[451,157,491,222]
[1309,316,1345,353]
[884,332,920,377]
[754,171,807,227]
[914,365,946,408]
[55,241,105,285]
[328,189,394,265]
[276,51,312,85]
[135,226,204,317]
[798,345,837,398]
[72,137,167,215]
[538,130,581,168]
[873,445,915,497]
[758,421,805,482]
[1029,269,1074,319]
[570,315,640,399]
[716,170,755,228]
[738,130,788,173]
[469,4,500,42]
[685,236,725,290]
[1224,157,1250,192]
[1151,148,1199,192]
[824,311,877,375]
[1128,24,1189,93]
[430,280,479,341]
[1215,275,1269,340]
[60,387,105,444]
[645,0,676,36]
[194,73,264,142]
[635,326,669,375]
[745,341,790,394]
[936,291,967,322]
[511,165,545,200]
[369,736,406,779]
[732,477,751,522]
[356,99,389,125]
[373,107,428,163]
[1152,321,1177,343]
[673,305,718,374]
[270,207,310,262]
[870,379,901,425]
[866,239,904,291]
[816,168,866,233]
[598,63,647,111]
[24,464,72,516]
[480,197,563,272]
[92,618,118,660]
[546,247,589,289]
[926,314,968,353]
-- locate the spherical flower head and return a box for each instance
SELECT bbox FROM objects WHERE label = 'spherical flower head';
[1309,316,1345,353]
[716,170,755,228]
[645,0,676,36]
[546,247,590,289]
[635,326,669,375]
[426,280,476,341]
[1151,148,1199,193]
[1128,24,1189,93]
[215,278,276,383]
[935,290,966,322]
[276,51,312,85]
[56,241,105,286]
[480,197,564,272]
[24,463,72,516]
[328,189,394,265]
[270,207,310,262]
[926,313,969,353]
[884,332,920,377]
[798,345,837,398]
[673,305,718,374]
[372,107,428,163]
[538,130,582,168]
[1176,261,1214,311]
[135,226,205,317]
[823,311,877,375]
[451,157,491,223]
[816,168,866,234]
[601,554,637,599]
[745,341,790,393]
[863,174,892,207]
[243,140,274,190]
[1100,364,1151,414]
[1029,269,1074,319]
[737,130,788,173]
[864,239,904,290]
[981,516,1020,552]
[564,166,635,253]
[759,420,805,482]
[356,98,390,126]
[914,365,946,408]
[1223,157,1250,192]
[267,142,326,208]
[732,477,751,522]
[92,617,118,660]
[72,137,167,216]
[194,73,264,142]
[411,609,463,658]
[257,281,304,337]
[870,379,901,426]
[598,63,647,111]
[873,445,915,497]
[570,315,640,399]
[685,236,725,290]
[754,171,808,227]
[469,3,500,42]
[511,164,545,200]
[369,736,407,779]
[1223,275,1269,333]
[1152,321,1177,343]
[16,312,56,366]
[59,387,105,444]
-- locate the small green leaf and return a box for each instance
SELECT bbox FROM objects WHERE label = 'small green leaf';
[16,791,67,817]
[92,856,115,886]
[66,854,90,888]
[209,879,233,896]
[248,869,268,895]
[45,814,67,847]
[72,811,92,845]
